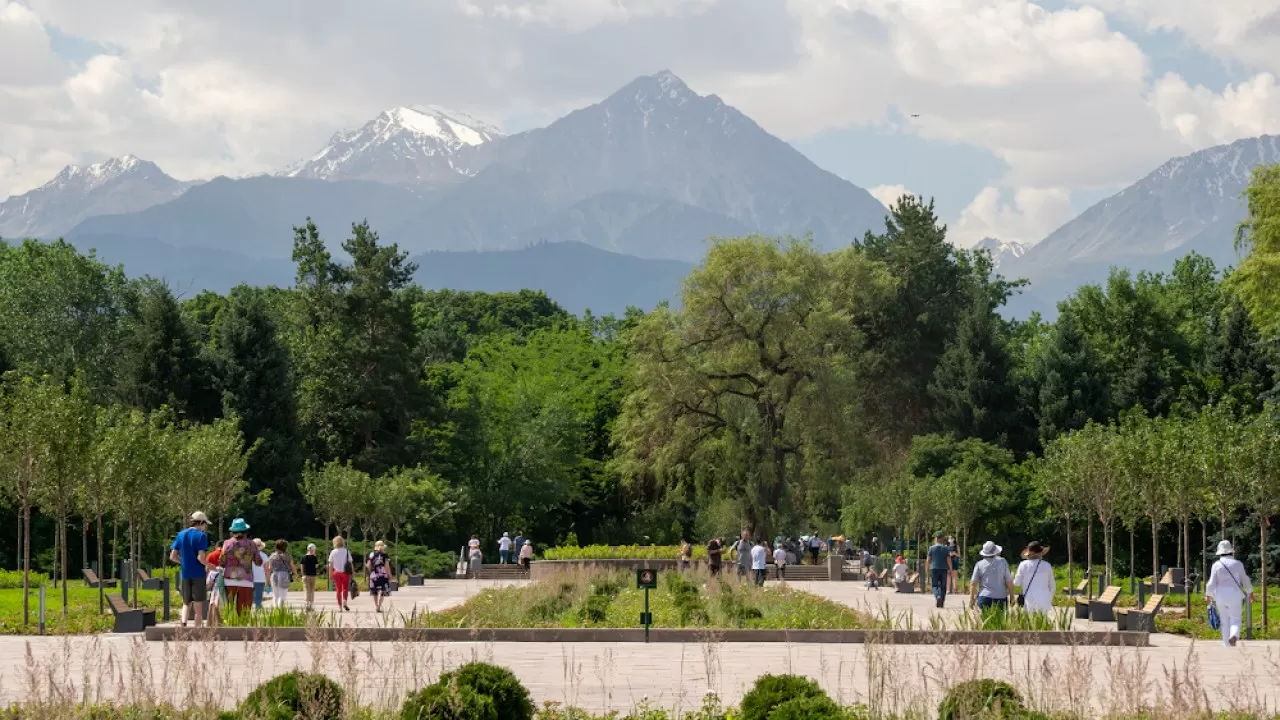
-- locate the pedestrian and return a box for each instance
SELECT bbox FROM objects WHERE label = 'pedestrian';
[268,540,295,608]
[734,532,752,580]
[871,536,881,556]
[751,539,768,586]
[219,519,261,615]
[302,543,319,610]
[518,540,534,569]
[1012,541,1055,614]
[512,533,525,558]
[808,530,822,565]
[1206,540,1255,647]
[926,532,951,608]
[204,546,224,628]
[969,541,1014,612]
[328,535,355,611]
[252,538,269,610]
[947,536,961,593]
[168,511,210,628]
[368,540,392,612]
[773,543,787,581]
[679,539,692,572]
[863,547,880,590]
[469,543,483,577]
[498,532,513,564]
[707,537,723,577]
[893,555,910,585]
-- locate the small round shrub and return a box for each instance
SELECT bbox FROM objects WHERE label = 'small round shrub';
[239,671,344,720]
[937,679,1025,720]
[401,680,497,720]
[739,674,828,720]
[439,662,533,720]
[766,694,844,720]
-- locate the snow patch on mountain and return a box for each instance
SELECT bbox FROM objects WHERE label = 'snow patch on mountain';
[972,237,1027,267]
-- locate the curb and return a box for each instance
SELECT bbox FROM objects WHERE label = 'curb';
[143,627,1149,646]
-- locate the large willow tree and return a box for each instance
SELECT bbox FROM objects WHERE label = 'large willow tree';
[1233,164,1280,335]
[613,236,894,537]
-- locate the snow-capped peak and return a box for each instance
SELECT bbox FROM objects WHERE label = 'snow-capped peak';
[280,105,505,184]
[46,155,153,192]
[972,237,1028,267]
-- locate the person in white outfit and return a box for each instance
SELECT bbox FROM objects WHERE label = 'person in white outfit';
[1013,541,1056,614]
[1206,540,1255,647]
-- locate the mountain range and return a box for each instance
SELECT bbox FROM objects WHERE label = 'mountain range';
[0,71,1275,318]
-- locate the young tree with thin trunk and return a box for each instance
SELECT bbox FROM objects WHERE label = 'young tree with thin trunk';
[1035,442,1083,594]
[1117,411,1169,587]
[0,375,52,626]
[1242,410,1280,629]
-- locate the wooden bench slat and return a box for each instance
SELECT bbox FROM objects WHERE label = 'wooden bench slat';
[1098,586,1121,604]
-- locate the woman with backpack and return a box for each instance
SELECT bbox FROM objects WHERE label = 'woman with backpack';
[268,540,296,608]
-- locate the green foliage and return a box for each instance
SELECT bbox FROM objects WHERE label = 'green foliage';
[1033,309,1110,445]
[937,679,1024,720]
[238,671,344,720]
[929,288,1020,447]
[116,281,217,421]
[739,674,828,720]
[400,680,496,720]
[438,662,534,720]
[543,545,707,560]
[1232,164,1280,335]
[765,695,844,720]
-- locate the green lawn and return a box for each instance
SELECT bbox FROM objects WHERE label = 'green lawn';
[0,584,167,635]
[409,569,874,630]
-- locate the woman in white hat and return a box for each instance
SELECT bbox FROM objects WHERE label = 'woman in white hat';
[1013,541,1056,614]
[1206,540,1255,647]
[968,541,1014,611]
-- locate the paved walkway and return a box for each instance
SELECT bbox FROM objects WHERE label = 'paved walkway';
[2,578,1276,715]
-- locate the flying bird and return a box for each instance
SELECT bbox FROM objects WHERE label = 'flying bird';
[910,114,920,118]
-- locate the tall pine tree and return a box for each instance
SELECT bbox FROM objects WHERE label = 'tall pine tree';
[116,282,218,420]
[209,286,306,533]
[928,289,1019,446]
[1034,310,1110,444]
[1204,297,1275,412]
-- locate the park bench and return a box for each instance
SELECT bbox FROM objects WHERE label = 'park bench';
[407,574,425,586]
[1126,594,1165,633]
[895,572,919,594]
[82,568,117,589]
[1069,578,1089,596]
[134,568,162,591]
[107,594,155,633]
[1089,585,1122,623]
[1143,570,1175,595]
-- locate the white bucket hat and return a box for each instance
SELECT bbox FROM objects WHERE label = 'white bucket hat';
[979,541,1002,557]
[1216,540,1235,556]
[189,511,209,523]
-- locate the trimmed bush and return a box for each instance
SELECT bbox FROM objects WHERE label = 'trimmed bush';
[766,694,844,720]
[438,662,534,720]
[401,681,496,720]
[937,679,1025,720]
[239,671,343,720]
[739,674,828,720]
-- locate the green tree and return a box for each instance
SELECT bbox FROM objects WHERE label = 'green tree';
[0,239,133,396]
[1231,164,1280,334]
[172,417,254,529]
[208,287,304,533]
[928,291,1019,445]
[614,236,894,538]
[1033,309,1110,444]
[300,460,368,540]
[116,282,217,420]
[1202,296,1274,411]
[100,408,172,607]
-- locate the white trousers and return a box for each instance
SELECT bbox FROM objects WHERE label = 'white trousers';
[270,574,290,607]
[1219,599,1243,646]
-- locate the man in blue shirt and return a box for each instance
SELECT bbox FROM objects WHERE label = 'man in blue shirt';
[926,532,951,609]
[169,511,210,628]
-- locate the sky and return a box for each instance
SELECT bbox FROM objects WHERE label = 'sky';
[2,0,1280,247]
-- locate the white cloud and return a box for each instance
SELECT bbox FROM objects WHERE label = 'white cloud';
[950,186,1075,247]
[0,0,1273,209]
[868,184,915,209]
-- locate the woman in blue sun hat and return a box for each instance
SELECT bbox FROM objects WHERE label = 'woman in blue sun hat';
[219,518,262,614]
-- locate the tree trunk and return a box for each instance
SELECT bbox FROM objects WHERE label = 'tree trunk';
[1104,520,1114,587]
[60,518,69,615]
[1183,515,1191,619]
[22,504,31,627]
[81,518,89,573]
[97,514,105,615]
[52,525,59,589]
[1201,519,1208,593]
[1086,516,1094,599]
[1261,517,1269,631]
[111,518,119,580]
[1150,517,1160,592]
[1065,513,1074,598]
[129,518,137,609]
[1129,528,1135,595]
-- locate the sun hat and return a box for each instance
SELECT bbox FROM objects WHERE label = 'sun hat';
[307,543,317,552]
[502,532,509,538]
[1021,541,1049,559]
[190,511,209,523]
[253,538,265,550]
[229,518,250,533]
[374,540,386,550]
[895,555,905,563]
[1216,540,1235,556]
[979,541,1002,557]
[524,540,532,546]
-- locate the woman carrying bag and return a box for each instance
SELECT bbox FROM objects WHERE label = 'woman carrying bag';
[1013,541,1055,614]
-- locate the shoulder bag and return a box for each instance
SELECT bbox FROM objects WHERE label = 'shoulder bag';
[1016,560,1041,608]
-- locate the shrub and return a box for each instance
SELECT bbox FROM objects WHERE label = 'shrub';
[438,662,534,720]
[766,694,844,720]
[937,679,1025,720]
[239,671,344,720]
[577,593,611,625]
[401,681,496,720]
[542,544,708,561]
[739,674,828,720]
